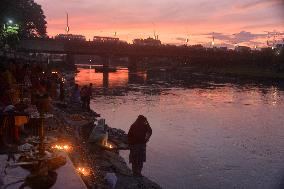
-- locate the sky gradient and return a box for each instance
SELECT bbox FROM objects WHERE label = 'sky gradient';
[36,0,284,47]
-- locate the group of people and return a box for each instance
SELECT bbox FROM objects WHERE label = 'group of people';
[0,57,66,145]
[0,57,66,112]
[71,83,93,110]
[0,57,153,178]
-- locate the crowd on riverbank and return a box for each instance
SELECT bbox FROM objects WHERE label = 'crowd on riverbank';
[0,57,61,111]
[0,57,161,189]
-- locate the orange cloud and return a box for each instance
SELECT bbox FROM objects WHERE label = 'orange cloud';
[36,0,284,46]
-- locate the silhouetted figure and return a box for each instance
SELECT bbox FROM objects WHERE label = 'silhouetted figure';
[35,80,51,113]
[128,115,152,177]
[86,83,93,110]
[59,80,65,102]
[80,83,92,110]
[80,85,88,109]
[71,84,81,104]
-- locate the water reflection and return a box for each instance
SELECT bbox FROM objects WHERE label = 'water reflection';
[128,71,147,84]
[75,67,284,189]
[75,68,129,88]
[76,67,284,108]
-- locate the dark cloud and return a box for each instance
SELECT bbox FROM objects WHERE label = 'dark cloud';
[202,31,268,45]
[233,31,266,43]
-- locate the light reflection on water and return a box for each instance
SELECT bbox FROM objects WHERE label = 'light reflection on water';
[76,68,284,189]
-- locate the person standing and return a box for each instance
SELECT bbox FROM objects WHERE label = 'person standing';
[86,83,93,110]
[59,80,65,102]
[127,115,152,177]
[80,86,87,109]
[71,84,81,104]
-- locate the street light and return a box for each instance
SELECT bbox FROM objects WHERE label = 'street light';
[8,20,13,24]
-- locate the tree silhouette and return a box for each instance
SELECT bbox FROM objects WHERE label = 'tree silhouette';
[0,0,47,38]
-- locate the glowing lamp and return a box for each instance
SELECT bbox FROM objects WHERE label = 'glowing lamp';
[51,144,72,151]
[77,167,91,176]
[105,142,113,149]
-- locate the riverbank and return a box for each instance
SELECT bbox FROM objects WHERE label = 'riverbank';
[177,63,282,82]
[52,72,162,189]
[146,65,284,88]
[198,65,284,81]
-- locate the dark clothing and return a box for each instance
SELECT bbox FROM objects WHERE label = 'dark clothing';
[87,86,92,97]
[81,86,92,110]
[128,120,152,145]
[60,82,64,101]
[129,144,146,163]
[86,86,92,110]
[127,117,152,176]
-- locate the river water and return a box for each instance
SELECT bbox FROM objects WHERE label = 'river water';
[75,67,284,189]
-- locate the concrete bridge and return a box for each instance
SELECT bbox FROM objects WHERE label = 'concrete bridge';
[18,39,202,57]
[17,39,206,70]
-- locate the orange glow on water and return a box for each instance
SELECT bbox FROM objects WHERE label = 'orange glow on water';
[75,68,129,87]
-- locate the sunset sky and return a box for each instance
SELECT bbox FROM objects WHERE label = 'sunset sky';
[35,0,284,47]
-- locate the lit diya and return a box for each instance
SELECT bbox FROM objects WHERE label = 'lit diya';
[51,144,72,151]
[105,142,113,149]
[77,167,91,176]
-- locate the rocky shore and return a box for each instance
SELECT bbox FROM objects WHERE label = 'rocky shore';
[48,72,162,189]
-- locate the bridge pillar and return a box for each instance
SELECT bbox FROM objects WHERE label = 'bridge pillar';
[100,55,110,92]
[103,71,109,89]
[102,55,111,69]
[128,56,138,72]
[66,53,75,66]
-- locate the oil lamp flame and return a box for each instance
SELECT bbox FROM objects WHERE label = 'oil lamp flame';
[52,144,71,151]
[77,167,90,176]
[105,142,113,149]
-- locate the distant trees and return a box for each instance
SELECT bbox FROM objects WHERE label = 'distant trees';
[0,0,47,39]
[0,21,20,49]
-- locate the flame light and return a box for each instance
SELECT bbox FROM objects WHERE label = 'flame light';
[77,167,91,176]
[105,142,113,149]
[61,78,65,83]
[51,144,71,151]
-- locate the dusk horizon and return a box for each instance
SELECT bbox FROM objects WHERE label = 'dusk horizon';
[36,0,284,47]
[1,1,284,189]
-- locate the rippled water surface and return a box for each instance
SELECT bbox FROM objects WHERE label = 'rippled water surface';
[76,67,284,189]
